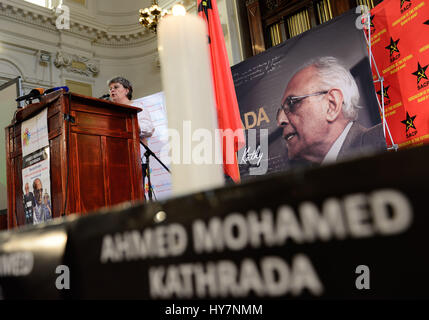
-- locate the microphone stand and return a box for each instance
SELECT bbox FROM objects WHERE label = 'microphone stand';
[139,139,170,202]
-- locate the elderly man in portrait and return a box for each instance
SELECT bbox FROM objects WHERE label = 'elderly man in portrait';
[23,182,34,225]
[276,56,386,165]
[32,178,44,224]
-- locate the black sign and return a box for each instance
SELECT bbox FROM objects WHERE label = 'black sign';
[22,147,49,169]
[62,145,429,299]
[2,145,429,299]
[0,220,70,299]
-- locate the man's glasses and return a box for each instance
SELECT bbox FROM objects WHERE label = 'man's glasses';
[276,91,328,122]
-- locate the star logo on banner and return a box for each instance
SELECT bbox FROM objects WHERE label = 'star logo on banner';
[385,37,400,56]
[412,62,429,84]
[400,0,411,8]
[198,0,212,22]
[401,112,417,132]
[377,85,390,100]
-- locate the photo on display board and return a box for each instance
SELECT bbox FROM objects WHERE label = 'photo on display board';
[21,147,52,225]
[20,108,52,225]
[232,9,387,180]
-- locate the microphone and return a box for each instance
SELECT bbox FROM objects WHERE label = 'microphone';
[99,94,110,100]
[44,86,69,95]
[16,88,45,102]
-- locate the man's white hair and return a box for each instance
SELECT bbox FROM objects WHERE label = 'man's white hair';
[301,56,360,120]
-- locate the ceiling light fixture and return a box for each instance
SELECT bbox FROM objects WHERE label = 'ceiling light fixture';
[138,0,169,33]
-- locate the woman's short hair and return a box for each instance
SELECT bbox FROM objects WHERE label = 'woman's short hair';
[108,76,133,100]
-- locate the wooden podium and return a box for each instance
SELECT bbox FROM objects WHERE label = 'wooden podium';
[5,90,144,229]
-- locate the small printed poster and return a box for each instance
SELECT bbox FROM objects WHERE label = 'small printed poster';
[21,108,52,225]
[21,108,49,157]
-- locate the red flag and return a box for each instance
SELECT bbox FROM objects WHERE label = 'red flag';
[197,0,245,183]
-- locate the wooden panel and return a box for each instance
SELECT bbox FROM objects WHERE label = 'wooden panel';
[128,139,137,201]
[71,127,133,140]
[72,103,137,118]
[70,93,142,115]
[50,136,63,218]
[7,127,15,154]
[76,134,105,213]
[68,132,81,214]
[5,126,14,229]
[13,157,24,226]
[331,0,353,18]
[9,125,21,158]
[106,137,132,205]
[48,110,63,137]
[246,0,266,55]
[0,212,6,230]
[101,136,110,206]
[75,111,127,133]
[264,0,313,25]
[62,96,73,215]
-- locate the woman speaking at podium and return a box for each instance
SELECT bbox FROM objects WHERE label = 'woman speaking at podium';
[108,77,155,194]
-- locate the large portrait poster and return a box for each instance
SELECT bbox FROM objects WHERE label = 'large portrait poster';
[232,10,387,180]
[21,108,52,225]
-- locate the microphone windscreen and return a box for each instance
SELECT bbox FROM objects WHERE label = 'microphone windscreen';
[44,86,69,95]
[32,88,45,95]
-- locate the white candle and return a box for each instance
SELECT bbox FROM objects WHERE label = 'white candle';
[158,12,224,197]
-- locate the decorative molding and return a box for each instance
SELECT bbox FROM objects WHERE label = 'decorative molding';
[0,0,152,47]
[96,9,140,17]
[0,2,58,32]
[54,51,99,76]
[92,32,155,48]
